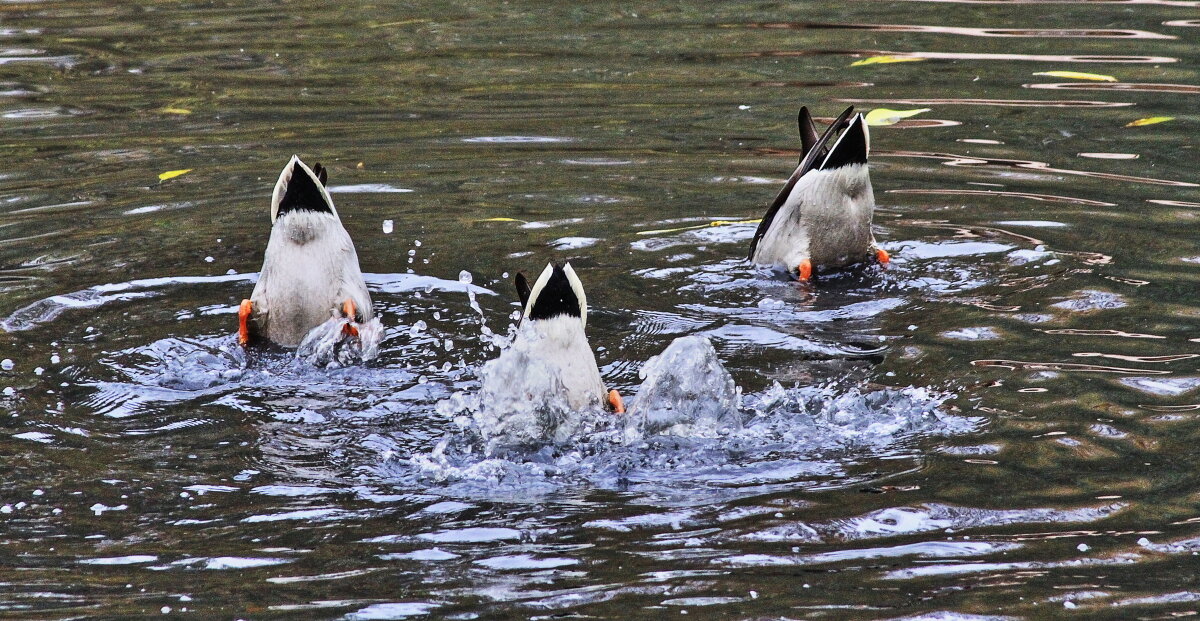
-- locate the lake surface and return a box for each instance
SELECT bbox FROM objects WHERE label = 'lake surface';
[1,0,1198,618]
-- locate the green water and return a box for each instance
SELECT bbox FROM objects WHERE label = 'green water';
[1,1,1198,618]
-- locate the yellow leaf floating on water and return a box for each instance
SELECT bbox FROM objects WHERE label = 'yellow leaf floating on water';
[160,107,191,115]
[1125,116,1174,127]
[475,217,525,223]
[158,169,192,181]
[638,219,761,236]
[864,107,931,126]
[1032,71,1117,82]
[850,55,925,67]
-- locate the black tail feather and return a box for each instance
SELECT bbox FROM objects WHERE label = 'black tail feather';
[521,264,582,322]
[515,272,532,310]
[797,106,820,165]
[277,159,333,217]
[819,114,868,170]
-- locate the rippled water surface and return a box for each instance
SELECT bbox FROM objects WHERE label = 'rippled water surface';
[2,1,1198,618]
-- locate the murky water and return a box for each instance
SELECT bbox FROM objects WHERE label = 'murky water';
[1,1,1198,618]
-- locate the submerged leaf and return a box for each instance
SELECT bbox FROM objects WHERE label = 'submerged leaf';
[851,55,925,67]
[1032,71,1117,82]
[1125,116,1174,127]
[865,108,931,126]
[157,169,192,181]
[475,217,525,223]
[160,107,191,115]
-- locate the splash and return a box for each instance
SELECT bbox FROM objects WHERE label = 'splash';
[626,335,742,439]
[388,335,974,499]
[295,314,384,368]
[443,320,610,452]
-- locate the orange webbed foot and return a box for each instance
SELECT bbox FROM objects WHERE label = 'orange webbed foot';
[796,259,813,282]
[875,248,890,265]
[341,298,359,337]
[237,299,253,346]
[607,389,625,414]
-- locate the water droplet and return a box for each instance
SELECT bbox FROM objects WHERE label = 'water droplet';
[204,256,214,263]
[0,359,12,370]
[382,219,394,234]
[407,249,416,256]
[458,270,473,285]
[414,240,422,247]
[50,354,60,364]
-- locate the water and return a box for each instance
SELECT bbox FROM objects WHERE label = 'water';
[1,1,1198,617]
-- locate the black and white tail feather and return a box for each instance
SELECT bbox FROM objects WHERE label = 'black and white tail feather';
[515,263,588,328]
[271,155,336,222]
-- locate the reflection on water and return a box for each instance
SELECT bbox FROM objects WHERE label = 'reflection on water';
[1,0,1199,618]
[726,22,1177,39]
[1027,81,1200,93]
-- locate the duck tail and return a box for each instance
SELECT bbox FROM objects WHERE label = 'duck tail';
[270,155,338,222]
[520,262,588,328]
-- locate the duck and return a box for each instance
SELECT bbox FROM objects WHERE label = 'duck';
[748,105,889,281]
[511,262,624,413]
[238,155,375,353]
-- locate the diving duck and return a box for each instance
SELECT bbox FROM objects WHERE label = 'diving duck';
[748,106,889,281]
[512,262,624,413]
[238,155,376,356]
